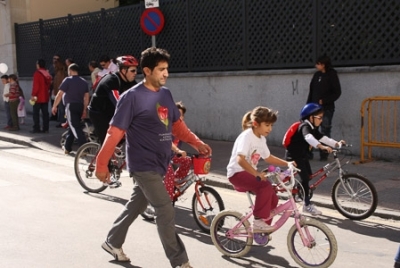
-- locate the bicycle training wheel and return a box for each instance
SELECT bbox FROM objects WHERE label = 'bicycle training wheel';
[210,210,252,258]
[331,173,378,220]
[74,142,107,193]
[287,217,338,268]
[192,186,225,233]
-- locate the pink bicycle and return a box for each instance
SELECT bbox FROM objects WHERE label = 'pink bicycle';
[210,165,338,268]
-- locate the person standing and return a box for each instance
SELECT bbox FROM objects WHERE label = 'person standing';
[6,74,21,131]
[95,47,211,268]
[307,55,341,161]
[51,63,89,154]
[52,57,67,127]
[88,60,100,90]
[97,55,118,78]
[1,75,12,129]
[30,59,52,133]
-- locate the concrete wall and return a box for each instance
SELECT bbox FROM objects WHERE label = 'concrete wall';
[14,65,400,160]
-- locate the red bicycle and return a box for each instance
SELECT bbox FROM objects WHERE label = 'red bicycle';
[140,154,225,233]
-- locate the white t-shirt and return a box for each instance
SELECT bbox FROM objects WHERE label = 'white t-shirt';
[97,61,118,77]
[227,128,271,178]
[3,83,10,102]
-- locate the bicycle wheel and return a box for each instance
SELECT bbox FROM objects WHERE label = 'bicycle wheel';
[331,173,378,220]
[74,142,107,193]
[287,217,338,268]
[210,210,252,258]
[192,186,225,233]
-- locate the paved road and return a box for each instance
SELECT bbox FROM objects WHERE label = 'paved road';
[0,140,399,267]
[1,112,399,220]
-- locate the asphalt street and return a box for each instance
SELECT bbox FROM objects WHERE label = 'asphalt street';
[1,111,399,221]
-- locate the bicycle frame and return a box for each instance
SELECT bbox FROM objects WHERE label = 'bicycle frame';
[226,170,316,248]
[308,150,343,191]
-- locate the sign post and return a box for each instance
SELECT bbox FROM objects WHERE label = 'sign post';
[142,0,163,47]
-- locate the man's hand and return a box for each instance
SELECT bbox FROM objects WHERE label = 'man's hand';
[95,171,110,184]
[51,106,57,115]
[198,143,212,157]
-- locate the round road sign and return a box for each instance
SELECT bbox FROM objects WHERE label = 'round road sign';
[140,8,165,36]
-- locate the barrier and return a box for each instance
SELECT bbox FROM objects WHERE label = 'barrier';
[360,96,400,163]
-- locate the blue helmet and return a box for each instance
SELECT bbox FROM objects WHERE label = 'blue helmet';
[300,103,322,119]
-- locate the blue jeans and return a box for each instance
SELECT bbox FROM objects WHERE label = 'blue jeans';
[319,108,334,159]
[395,245,400,266]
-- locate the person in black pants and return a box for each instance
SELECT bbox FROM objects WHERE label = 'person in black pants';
[307,55,341,161]
[51,63,89,154]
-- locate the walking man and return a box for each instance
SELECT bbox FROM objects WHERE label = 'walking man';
[51,63,89,154]
[95,47,211,268]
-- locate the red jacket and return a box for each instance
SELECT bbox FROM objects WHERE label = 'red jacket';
[31,68,52,103]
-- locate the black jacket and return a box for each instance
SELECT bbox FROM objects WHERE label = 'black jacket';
[307,69,341,111]
[286,121,324,160]
[88,72,136,118]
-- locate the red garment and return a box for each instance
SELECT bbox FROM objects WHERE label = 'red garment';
[31,68,52,103]
[229,171,278,224]
[8,82,20,101]
[164,156,192,200]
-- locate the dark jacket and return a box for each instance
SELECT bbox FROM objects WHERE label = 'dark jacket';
[88,72,136,118]
[307,69,341,111]
[286,121,324,160]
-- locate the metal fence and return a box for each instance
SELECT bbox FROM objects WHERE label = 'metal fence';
[15,0,400,77]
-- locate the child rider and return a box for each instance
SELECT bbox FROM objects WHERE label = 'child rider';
[227,106,295,232]
[285,103,345,215]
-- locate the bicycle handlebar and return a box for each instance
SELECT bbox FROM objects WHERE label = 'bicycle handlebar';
[257,164,300,192]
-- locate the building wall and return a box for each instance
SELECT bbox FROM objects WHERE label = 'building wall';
[16,65,400,160]
[0,0,118,75]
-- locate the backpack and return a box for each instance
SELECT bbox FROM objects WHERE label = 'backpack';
[282,121,301,148]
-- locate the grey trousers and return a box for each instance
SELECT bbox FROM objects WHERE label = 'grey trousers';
[106,171,188,267]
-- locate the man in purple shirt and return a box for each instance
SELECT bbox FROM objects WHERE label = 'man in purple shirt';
[95,47,211,268]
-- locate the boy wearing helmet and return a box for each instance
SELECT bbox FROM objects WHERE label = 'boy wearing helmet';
[88,55,138,145]
[285,103,345,215]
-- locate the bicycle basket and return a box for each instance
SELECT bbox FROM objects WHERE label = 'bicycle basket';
[193,156,211,174]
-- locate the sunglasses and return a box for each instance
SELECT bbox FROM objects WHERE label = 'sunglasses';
[128,69,137,73]
[313,116,323,120]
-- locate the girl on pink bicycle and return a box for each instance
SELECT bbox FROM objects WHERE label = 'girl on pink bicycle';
[227,106,294,232]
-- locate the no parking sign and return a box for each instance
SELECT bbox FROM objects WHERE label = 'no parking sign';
[140,8,165,36]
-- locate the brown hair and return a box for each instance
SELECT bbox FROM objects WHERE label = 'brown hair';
[175,101,186,115]
[241,106,278,130]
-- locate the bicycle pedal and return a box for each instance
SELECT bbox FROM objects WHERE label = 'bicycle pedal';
[108,181,122,189]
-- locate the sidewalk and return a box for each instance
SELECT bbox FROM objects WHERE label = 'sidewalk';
[1,111,399,220]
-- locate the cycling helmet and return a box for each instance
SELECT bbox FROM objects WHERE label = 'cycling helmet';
[116,55,138,67]
[300,103,322,119]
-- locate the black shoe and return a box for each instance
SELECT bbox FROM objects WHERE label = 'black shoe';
[29,130,41,134]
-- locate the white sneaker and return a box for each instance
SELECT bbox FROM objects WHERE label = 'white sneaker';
[303,204,323,216]
[175,261,193,268]
[101,241,130,262]
[253,219,274,233]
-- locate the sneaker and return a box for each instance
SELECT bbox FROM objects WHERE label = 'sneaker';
[101,241,130,262]
[175,261,193,268]
[62,146,70,155]
[303,204,323,216]
[253,219,274,233]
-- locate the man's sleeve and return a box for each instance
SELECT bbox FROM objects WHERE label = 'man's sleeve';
[31,72,39,97]
[172,119,204,150]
